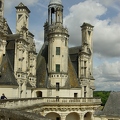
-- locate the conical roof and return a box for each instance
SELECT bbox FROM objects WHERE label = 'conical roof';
[49,0,62,5]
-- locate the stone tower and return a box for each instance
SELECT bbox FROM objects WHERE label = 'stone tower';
[14,3,36,98]
[47,0,69,89]
[15,2,30,33]
[78,23,95,97]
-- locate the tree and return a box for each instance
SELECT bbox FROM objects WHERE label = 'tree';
[93,91,111,106]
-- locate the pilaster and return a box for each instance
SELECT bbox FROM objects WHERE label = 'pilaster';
[60,114,66,120]
[79,113,84,120]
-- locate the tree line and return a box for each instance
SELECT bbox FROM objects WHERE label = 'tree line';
[93,91,111,106]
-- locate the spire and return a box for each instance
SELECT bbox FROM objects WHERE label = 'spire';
[49,0,62,5]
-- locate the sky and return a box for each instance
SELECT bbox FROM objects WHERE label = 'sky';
[4,0,120,91]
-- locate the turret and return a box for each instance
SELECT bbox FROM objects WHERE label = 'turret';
[47,0,69,89]
[80,22,94,77]
[48,0,63,25]
[78,23,95,97]
[15,2,30,33]
[14,3,31,98]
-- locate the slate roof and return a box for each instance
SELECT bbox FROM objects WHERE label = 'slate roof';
[95,92,120,117]
[36,42,80,88]
[68,56,80,88]
[69,46,81,77]
[102,92,120,116]
[0,52,18,86]
[36,42,48,88]
[6,40,15,70]
[15,2,31,13]
[69,46,81,55]
[0,22,18,86]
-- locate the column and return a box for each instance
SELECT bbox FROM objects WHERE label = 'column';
[61,114,66,120]
[79,113,84,120]
[2,40,6,55]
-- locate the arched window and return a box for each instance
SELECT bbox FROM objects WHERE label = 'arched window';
[36,91,42,97]
[51,7,55,24]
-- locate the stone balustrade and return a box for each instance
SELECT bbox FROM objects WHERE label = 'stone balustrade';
[46,97,101,104]
[0,97,101,109]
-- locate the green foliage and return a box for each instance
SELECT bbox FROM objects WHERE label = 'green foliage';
[93,91,111,106]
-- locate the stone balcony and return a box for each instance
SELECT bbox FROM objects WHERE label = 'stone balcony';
[0,97,101,120]
[0,97,101,109]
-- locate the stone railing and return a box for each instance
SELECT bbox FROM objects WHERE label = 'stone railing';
[45,97,101,104]
[0,97,101,109]
[0,108,51,120]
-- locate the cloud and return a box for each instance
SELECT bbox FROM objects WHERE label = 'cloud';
[34,30,44,53]
[4,0,39,14]
[35,39,43,53]
[63,0,120,58]
[63,0,120,91]
[93,20,120,57]
[112,13,120,24]
[94,61,120,91]
[96,0,120,9]
[63,0,107,46]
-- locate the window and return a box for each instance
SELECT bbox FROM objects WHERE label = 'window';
[84,61,86,67]
[56,47,60,55]
[84,86,86,91]
[56,64,60,72]
[51,8,55,24]
[84,92,86,98]
[88,31,91,36]
[56,83,59,91]
[84,86,87,98]
[84,61,87,77]
[18,14,22,20]
[74,93,78,98]
[0,1,2,8]
[65,39,67,46]
[36,91,42,97]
